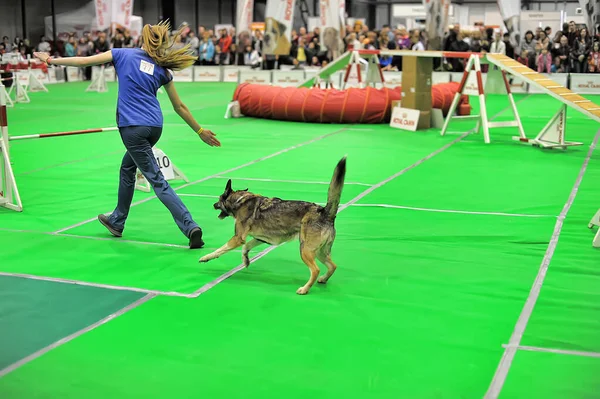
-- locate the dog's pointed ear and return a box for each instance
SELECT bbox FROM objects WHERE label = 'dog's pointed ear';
[225,179,233,194]
[240,188,249,192]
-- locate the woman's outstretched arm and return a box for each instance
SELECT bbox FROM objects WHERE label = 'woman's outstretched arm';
[33,51,113,67]
[164,79,221,147]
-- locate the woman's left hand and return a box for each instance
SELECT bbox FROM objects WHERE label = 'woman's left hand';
[33,52,51,64]
[199,129,221,147]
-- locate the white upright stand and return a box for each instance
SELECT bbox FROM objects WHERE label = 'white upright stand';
[441,54,525,144]
[7,76,30,104]
[0,84,14,108]
[86,65,108,92]
[513,105,583,149]
[27,69,49,93]
[0,83,23,212]
[588,209,600,248]
[134,147,189,192]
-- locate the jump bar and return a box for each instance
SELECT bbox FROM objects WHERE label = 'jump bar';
[357,49,484,59]
[9,127,118,141]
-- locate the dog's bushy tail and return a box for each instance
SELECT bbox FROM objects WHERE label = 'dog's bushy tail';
[324,156,347,221]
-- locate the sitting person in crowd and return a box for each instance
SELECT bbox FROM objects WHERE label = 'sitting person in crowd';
[537,47,553,73]
[517,50,530,67]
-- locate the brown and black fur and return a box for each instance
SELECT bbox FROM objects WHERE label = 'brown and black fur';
[199,156,347,295]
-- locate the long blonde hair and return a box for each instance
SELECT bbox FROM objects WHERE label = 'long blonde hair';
[141,21,196,71]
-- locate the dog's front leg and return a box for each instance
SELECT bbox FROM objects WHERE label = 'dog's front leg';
[242,238,265,268]
[199,236,245,263]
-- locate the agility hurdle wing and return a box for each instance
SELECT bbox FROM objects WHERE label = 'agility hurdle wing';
[440,54,525,144]
[86,65,108,93]
[486,53,599,148]
[0,83,23,212]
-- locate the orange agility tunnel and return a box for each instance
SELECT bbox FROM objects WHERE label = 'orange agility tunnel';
[232,82,470,124]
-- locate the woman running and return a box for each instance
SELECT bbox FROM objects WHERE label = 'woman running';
[34,21,220,249]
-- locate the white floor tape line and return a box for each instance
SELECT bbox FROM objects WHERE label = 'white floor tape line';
[0,293,157,378]
[52,128,350,234]
[484,129,600,399]
[502,344,600,359]
[351,204,557,218]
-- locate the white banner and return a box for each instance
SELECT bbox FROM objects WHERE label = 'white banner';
[223,66,243,82]
[319,0,344,59]
[237,0,254,35]
[383,71,402,88]
[264,0,296,55]
[497,0,521,45]
[95,0,112,30]
[390,107,420,132]
[423,0,451,50]
[565,74,600,94]
[194,66,221,82]
[66,67,81,82]
[112,0,134,29]
[239,70,272,85]
[172,67,194,82]
[272,70,305,86]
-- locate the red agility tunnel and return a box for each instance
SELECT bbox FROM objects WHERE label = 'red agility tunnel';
[233,82,470,124]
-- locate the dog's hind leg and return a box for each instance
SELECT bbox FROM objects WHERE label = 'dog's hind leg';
[242,238,264,267]
[317,248,337,284]
[297,246,320,295]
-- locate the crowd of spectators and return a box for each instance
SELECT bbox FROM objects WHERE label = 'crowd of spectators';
[2,19,599,76]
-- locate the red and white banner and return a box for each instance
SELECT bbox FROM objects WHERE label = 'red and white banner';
[237,0,254,35]
[263,0,296,55]
[112,0,134,29]
[95,0,112,30]
[422,0,451,50]
[320,0,344,59]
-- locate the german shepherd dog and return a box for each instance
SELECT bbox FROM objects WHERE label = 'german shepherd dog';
[199,157,347,295]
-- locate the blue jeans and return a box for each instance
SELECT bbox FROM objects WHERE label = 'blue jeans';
[108,125,199,237]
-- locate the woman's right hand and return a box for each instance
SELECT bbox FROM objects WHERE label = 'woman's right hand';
[199,129,221,147]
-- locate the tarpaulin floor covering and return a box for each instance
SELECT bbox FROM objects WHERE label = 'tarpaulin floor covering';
[0,82,598,399]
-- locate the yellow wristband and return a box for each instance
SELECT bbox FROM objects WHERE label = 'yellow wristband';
[196,127,204,135]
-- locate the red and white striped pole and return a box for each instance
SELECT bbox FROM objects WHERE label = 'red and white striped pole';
[9,127,118,141]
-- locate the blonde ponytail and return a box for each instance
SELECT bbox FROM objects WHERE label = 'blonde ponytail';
[141,20,196,71]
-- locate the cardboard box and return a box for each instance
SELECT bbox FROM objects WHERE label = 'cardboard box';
[402,92,432,113]
[418,110,431,130]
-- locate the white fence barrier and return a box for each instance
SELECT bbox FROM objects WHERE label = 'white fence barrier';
[569,73,600,94]
[3,62,599,96]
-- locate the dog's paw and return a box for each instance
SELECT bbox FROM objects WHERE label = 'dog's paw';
[242,253,250,268]
[317,276,328,284]
[199,256,210,263]
[296,286,309,295]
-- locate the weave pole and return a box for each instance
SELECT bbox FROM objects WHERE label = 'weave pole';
[9,127,118,141]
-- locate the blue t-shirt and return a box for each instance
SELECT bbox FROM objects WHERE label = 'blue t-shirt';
[111,48,173,128]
